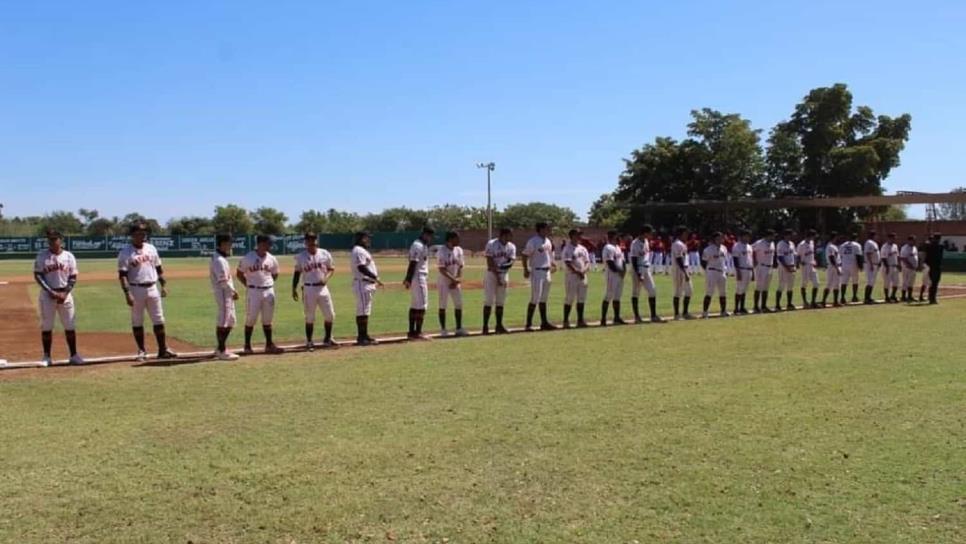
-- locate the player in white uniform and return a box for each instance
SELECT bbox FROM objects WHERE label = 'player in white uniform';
[522,222,557,331]
[899,235,919,302]
[237,235,283,355]
[117,222,176,361]
[671,226,695,320]
[863,231,881,304]
[731,229,754,315]
[796,229,820,309]
[701,232,729,318]
[292,232,337,350]
[209,234,240,360]
[437,231,467,337]
[403,227,434,340]
[482,228,516,335]
[821,233,844,307]
[880,232,900,303]
[561,228,590,328]
[775,229,797,311]
[33,230,83,366]
[840,232,862,303]
[352,231,383,346]
[600,230,628,326]
[630,225,664,323]
[752,229,777,313]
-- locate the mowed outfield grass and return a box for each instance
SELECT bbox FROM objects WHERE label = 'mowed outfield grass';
[3,255,963,350]
[0,300,964,542]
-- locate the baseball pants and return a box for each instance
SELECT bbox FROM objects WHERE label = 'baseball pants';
[529,269,552,304]
[672,268,693,297]
[245,287,276,327]
[652,252,664,273]
[604,272,624,302]
[755,265,773,292]
[778,267,796,291]
[213,288,236,328]
[865,265,878,288]
[842,265,860,286]
[734,268,753,295]
[129,284,165,327]
[882,267,899,291]
[39,292,76,331]
[353,280,376,316]
[438,281,463,310]
[483,272,508,306]
[826,267,842,291]
[564,273,588,305]
[410,274,429,310]
[633,268,656,297]
[901,267,917,290]
[801,266,820,289]
[704,271,726,298]
[303,284,335,323]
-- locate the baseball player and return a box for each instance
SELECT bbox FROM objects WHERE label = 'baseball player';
[731,229,754,314]
[840,232,862,303]
[522,222,557,331]
[403,227,434,340]
[437,231,467,337]
[671,226,695,320]
[237,235,283,355]
[562,228,590,328]
[482,228,516,335]
[651,235,665,275]
[775,229,797,311]
[600,230,627,326]
[701,231,728,318]
[752,229,777,313]
[796,229,820,308]
[33,229,83,366]
[687,233,702,275]
[880,232,900,303]
[899,235,919,302]
[863,231,881,304]
[352,231,383,345]
[821,232,844,307]
[210,234,239,360]
[117,222,176,361]
[919,261,931,303]
[292,232,337,350]
[630,225,664,323]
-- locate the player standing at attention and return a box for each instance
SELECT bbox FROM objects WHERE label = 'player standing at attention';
[352,231,383,345]
[600,230,627,326]
[650,234,665,275]
[880,232,900,303]
[752,229,777,313]
[34,230,83,366]
[522,222,557,331]
[821,233,844,307]
[840,232,862,303]
[437,231,467,337]
[237,235,283,355]
[687,233,702,275]
[863,231,881,304]
[210,234,239,360]
[700,231,729,318]
[731,229,753,315]
[797,229,820,308]
[899,235,919,302]
[292,232,337,350]
[671,226,695,320]
[775,229,797,311]
[118,222,176,361]
[403,227,434,340]
[630,225,663,323]
[561,228,590,328]
[482,228,515,335]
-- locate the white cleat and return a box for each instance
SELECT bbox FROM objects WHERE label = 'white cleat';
[40,355,52,368]
[673,315,683,321]
[215,350,239,361]
[720,311,731,318]
[439,329,451,338]
[454,328,469,337]
[136,350,148,362]
[68,354,86,365]
[683,313,697,320]
[701,312,710,319]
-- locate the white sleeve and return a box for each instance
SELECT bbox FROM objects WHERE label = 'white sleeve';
[352,249,365,267]
[33,253,43,273]
[69,254,78,275]
[117,250,127,272]
[270,256,279,275]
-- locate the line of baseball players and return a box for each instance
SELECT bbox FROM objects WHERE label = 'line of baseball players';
[31,222,943,366]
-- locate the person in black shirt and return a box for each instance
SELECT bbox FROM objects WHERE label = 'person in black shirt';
[924,233,944,304]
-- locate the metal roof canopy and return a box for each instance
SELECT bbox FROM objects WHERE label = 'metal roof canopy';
[630,192,966,211]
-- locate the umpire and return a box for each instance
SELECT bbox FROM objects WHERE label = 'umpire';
[924,233,944,304]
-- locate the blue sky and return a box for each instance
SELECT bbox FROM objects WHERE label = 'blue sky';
[2,0,964,222]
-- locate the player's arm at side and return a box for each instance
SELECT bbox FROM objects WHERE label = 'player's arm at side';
[235,266,247,288]
[292,269,301,301]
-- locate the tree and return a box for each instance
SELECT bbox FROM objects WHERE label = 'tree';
[251,207,289,235]
[324,209,363,233]
[587,193,629,228]
[37,211,83,235]
[500,202,578,230]
[425,204,489,230]
[937,187,966,220]
[86,217,118,236]
[167,216,213,235]
[212,204,254,235]
[118,213,163,234]
[293,210,328,234]
[880,205,909,221]
[362,207,430,232]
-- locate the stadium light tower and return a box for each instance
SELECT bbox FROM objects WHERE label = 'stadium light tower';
[476,162,495,240]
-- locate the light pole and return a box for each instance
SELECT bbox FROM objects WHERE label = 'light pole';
[476,162,495,240]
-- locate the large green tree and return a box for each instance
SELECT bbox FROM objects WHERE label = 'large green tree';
[937,187,966,220]
[251,207,289,235]
[587,193,628,228]
[212,204,254,235]
[37,211,83,235]
[167,216,213,235]
[500,202,578,230]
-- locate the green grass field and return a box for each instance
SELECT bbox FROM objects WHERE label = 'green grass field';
[1,299,963,542]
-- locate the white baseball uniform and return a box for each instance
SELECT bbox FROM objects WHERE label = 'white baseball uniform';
[776,240,796,291]
[671,239,693,297]
[863,239,881,287]
[629,238,656,297]
[117,243,165,327]
[840,241,862,286]
[796,240,819,288]
[731,241,753,295]
[562,241,589,305]
[601,242,625,302]
[210,251,237,328]
[238,251,279,327]
[900,243,919,289]
[880,241,899,291]
[523,235,554,304]
[34,249,78,331]
[352,245,378,316]
[752,239,775,292]
[702,243,727,298]
[825,242,842,291]
[483,238,515,306]
[408,239,430,311]
[437,244,464,310]
[295,249,335,323]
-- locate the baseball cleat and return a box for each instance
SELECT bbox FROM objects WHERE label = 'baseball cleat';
[157,349,178,360]
[241,347,255,356]
[305,342,315,352]
[265,344,284,355]
[321,339,339,349]
[68,354,86,365]
[673,314,683,321]
[136,350,148,362]
[481,327,490,335]
[40,355,52,368]
[540,323,558,331]
[454,328,469,337]
[720,311,730,318]
[634,317,646,324]
[613,318,627,325]
[495,326,510,334]
[576,321,589,328]
[651,315,666,323]
[562,322,571,329]
[683,313,697,320]
[215,351,239,361]
[439,329,451,338]
[701,312,710,319]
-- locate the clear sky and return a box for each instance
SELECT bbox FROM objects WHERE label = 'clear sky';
[2,0,964,223]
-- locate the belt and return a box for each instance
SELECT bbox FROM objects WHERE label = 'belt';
[757,264,772,268]
[248,285,273,289]
[303,282,326,287]
[534,267,550,271]
[640,264,650,268]
[737,266,753,270]
[130,282,155,287]
[708,267,723,272]
[51,287,69,292]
